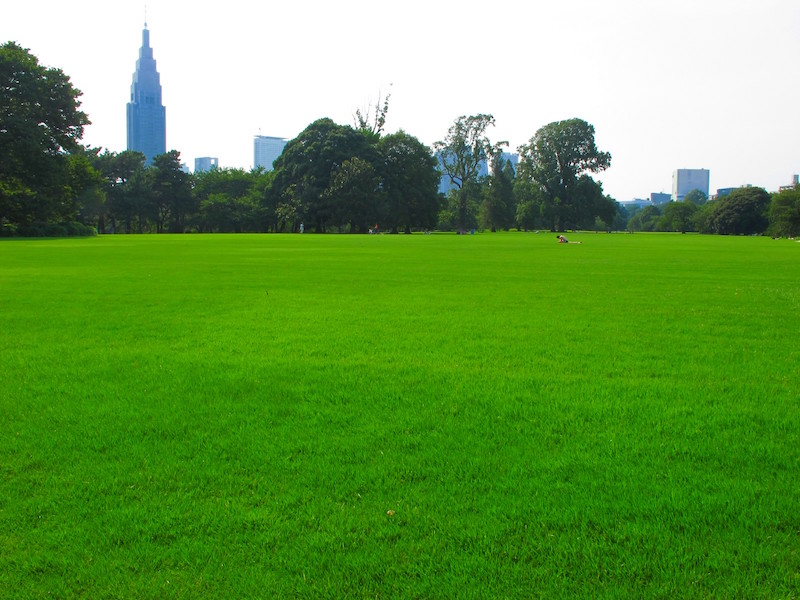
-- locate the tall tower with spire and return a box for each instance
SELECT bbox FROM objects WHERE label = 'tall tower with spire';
[126,22,166,164]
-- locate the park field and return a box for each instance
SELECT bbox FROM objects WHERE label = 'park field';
[1,232,798,598]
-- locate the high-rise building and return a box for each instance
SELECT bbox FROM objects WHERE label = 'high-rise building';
[254,136,287,171]
[672,169,709,201]
[127,23,166,164]
[195,157,219,173]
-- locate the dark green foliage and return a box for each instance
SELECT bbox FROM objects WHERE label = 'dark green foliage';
[271,119,440,234]
[194,167,271,232]
[15,220,96,237]
[271,118,379,233]
[611,202,629,231]
[768,187,800,237]
[434,114,507,232]
[0,42,90,226]
[378,131,440,233]
[683,188,708,206]
[517,118,611,231]
[657,201,698,232]
[697,187,770,235]
[151,150,195,233]
[628,205,661,232]
[324,157,383,233]
[480,159,515,231]
[514,163,549,230]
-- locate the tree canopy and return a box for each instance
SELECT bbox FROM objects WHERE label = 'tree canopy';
[434,114,507,232]
[6,43,795,238]
[1,42,90,226]
[768,187,800,238]
[517,118,611,230]
[698,187,770,235]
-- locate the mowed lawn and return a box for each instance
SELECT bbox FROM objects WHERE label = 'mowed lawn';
[1,232,798,598]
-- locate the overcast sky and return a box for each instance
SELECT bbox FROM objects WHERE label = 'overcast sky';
[4,0,799,200]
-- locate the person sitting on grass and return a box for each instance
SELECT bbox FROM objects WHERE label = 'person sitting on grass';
[557,235,582,244]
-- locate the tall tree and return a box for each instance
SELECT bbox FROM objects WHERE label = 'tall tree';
[324,157,383,233]
[657,201,698,232]
[150,150,194,233]
[378,131,440,233]
[0,42,90,225]
[91,150,148,233]
[66,153,105,229]
[193,167,263,232]
[628,205,661,232]
[434,114,507,232]
[518,118,611,230]
[703,187,770,235]
[768,187,800,238]
[271,118,377,232]
[480,158,515,231]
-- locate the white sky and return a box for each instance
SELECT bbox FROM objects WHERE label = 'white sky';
[4,0,799,200]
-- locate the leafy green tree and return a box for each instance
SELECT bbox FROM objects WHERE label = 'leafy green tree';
[767,187,800,238]
[612,202,629,231]
[150,150,194,233]
[703,187,770,235]
[657,201,698,232]
[377,131,440,233]
[480,158,515,231]
[66,153,105,230]
[575,175,616,229]
[271,118,376,232]
[517,118,611,230]
[628,204,661,232]
[513,160,548,230]
[193,167,264,232]
[1,42,90,225]
[438,184,480,232]
[683,189,708,206]
[91,150,148,233]
[434,114,507,232]
[324,157,383,233]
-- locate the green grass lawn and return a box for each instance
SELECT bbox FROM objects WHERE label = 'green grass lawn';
[1,232,798,598]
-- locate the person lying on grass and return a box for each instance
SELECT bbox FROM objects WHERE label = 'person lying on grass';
[557,235,582,244]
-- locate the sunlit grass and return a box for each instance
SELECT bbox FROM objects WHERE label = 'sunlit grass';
[1,232,798,597]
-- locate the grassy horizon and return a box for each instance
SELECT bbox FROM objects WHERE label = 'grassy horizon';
[1,232,798,597]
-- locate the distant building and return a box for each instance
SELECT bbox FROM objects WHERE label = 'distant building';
[254,136,287,170]
[672,169,709,201]
[195,157,219,173]
[126,23,166,164]
[650,192,671,205]
[778,174,799,193]
[714,184,753,199]
[620,198,652,209]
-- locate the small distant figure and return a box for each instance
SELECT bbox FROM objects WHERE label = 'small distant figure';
[373,223,379,234]
[300,223,304,234]
[557,234,582,244]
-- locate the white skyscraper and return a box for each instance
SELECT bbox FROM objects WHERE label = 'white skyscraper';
[254,136,287,171]
[672,169,710,201]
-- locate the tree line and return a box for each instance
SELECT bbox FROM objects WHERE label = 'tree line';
[624,186,800,237]
[3,42,799,238]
